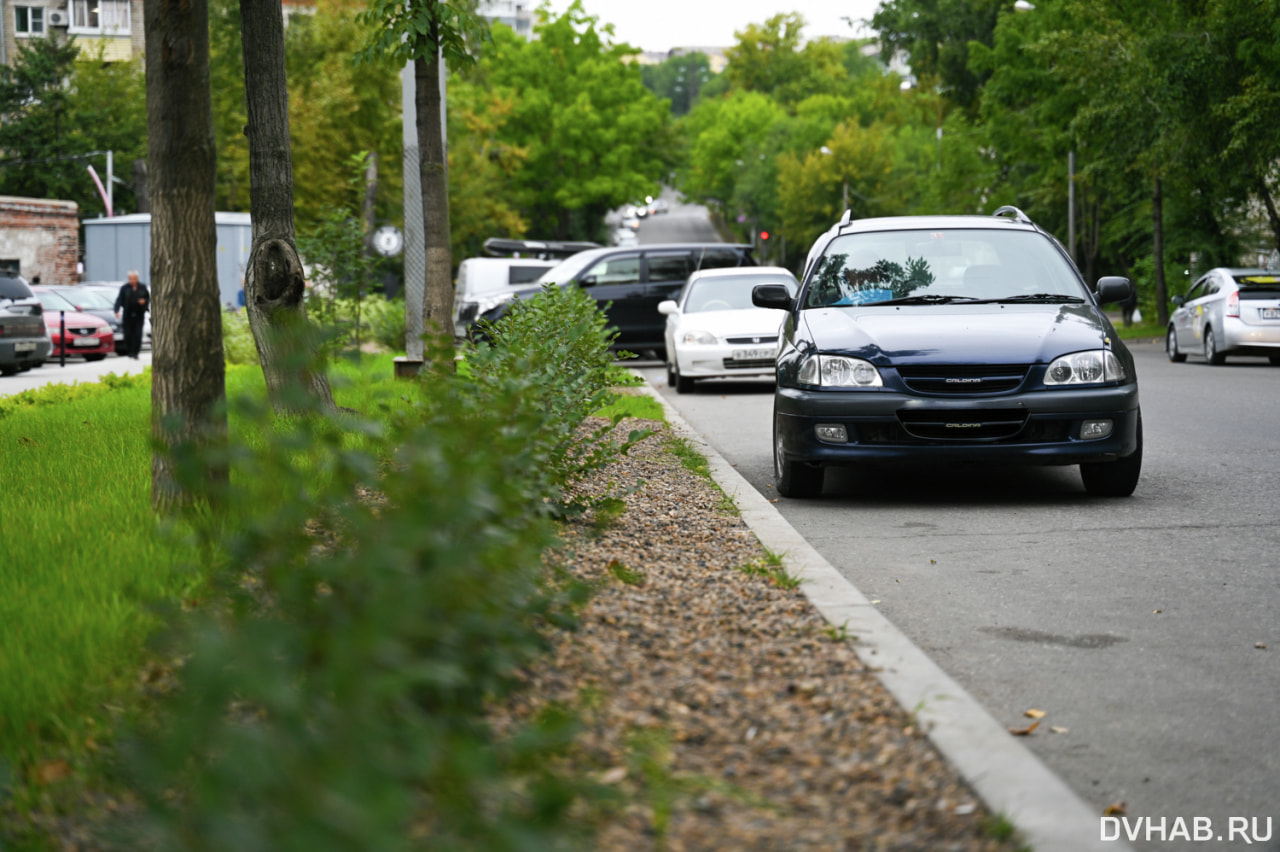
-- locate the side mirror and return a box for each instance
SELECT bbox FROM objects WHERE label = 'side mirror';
[1171,295,1185,307]
[579,274,597,288]
[657,300,678,316]
[1094,276,1132,305]
[752,283,793,310]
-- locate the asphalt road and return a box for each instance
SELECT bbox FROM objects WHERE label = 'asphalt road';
[631,203,1278,850]
[0,350,151,398]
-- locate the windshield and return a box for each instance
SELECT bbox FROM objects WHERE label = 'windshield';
[59,287,115,309]
[0,276,33,301]
[535,250,610,287]
[684,273,797,312]
[33,289,78,312]
[803,229,1085,308]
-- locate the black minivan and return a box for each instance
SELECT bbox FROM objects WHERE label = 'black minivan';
[474,243,756,356]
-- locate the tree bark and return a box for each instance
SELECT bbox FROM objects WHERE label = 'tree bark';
[1258,177,1280,258]
[416,28,453,339]
[1153,177,1168,327]
[240,0,335,413]
[144,0,228,513]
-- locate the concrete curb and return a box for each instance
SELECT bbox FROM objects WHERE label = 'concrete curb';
[635,378,1130,852]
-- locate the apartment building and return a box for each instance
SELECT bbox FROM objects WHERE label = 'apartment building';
[1,0,143,66]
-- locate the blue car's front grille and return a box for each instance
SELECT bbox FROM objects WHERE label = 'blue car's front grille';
[897,408,1028,441]
[895,364,1030,395]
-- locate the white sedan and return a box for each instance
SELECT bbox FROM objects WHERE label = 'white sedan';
[659,267,798,393]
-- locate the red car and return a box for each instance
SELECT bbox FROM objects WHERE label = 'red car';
[32,288,114,361]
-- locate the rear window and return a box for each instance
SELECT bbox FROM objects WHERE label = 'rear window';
[0,276,34,301]
[1234,273,1280,297]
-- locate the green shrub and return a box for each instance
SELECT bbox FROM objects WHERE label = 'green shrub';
[221,309,260,365]
[122,284,645,851]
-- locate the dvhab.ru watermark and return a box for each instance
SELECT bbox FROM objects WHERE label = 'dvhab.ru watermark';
[1102,816,1272,844]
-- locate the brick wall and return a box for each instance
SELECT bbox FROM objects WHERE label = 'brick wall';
[0,196,81,285]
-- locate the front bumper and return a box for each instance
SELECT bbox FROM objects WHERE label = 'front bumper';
[675,343,777,380]
[775,383,1140,467]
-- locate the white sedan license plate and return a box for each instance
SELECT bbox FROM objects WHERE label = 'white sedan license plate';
[732,347,774,361]
[73,337,98,347]
[1261,308,1280,320]
[15,341,36,353]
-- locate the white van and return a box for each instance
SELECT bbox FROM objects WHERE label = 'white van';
[453,257,558,339]
[453,239,601,339]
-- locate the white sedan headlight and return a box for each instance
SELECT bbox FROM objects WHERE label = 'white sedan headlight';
[680,330,717,346]
[1044,350,1126,385]
[798,354,883,387]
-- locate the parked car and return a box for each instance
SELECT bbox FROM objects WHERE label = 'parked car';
[659,266,799,393]
[1166,267,1280,365]
[31,288,114,361]
[453,238,600,340]
[36,285,124,350]
[477,243,758,357]
[753,207,1141,499]
[80,281,152,349]
[0,274,52,375]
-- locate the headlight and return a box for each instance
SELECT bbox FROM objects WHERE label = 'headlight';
[798,354,883,387]
[1044,350,1126,385]
[680,330,717,346]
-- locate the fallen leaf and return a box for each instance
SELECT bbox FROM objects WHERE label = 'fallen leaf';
[599,766,627,784]
[1103,801,1127,816]
[1255,642,1268,650]
[1024,708,1046,719]
[1007,720,1040,736]
[1153,609,1163,614]
[35,760,71,785]
[1050,726,1069,734]
[929,559,936,564]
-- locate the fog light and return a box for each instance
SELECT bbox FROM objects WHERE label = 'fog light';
[815,424,848,443]
[1081,419,1113,440]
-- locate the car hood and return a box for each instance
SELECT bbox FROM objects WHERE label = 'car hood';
[43,310,106,329]
[676,307,786,338]
[800,304,1113,365]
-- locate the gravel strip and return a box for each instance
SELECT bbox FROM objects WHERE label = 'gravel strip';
[489,419,1028,851]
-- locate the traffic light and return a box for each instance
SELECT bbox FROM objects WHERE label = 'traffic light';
[760,230,770,241]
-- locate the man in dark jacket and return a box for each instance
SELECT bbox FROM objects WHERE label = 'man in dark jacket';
[113,270,150,358]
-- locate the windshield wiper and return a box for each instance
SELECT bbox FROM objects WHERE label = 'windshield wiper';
[971,293,1086,304]
[875,294,982,305]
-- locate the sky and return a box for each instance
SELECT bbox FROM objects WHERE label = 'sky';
[542,1,886,54]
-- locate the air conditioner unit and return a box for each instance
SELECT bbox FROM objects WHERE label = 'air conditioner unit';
[47,8,69,27]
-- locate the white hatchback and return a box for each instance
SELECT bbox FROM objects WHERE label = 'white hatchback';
[659,266,798,393]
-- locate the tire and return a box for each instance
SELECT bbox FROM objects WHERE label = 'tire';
[1080,413,1142,497]
[669,361,694,394]
[1166,326,1186,362]
[773,417,824,498]
[1203,326,1225,365]
[1269,356,1280,366]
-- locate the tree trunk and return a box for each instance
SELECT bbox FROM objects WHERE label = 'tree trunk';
[240,0,335,413]
[132,158,149,213]
[144,0,227,513]
[362,150,379,254]
[416,33,453,340]
[1258,177,1280,257]
[1153,177,1168,327]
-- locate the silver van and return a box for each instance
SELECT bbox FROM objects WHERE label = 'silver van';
[0,275,52,376]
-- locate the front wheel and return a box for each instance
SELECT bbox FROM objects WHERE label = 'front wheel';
[774,417,823,498]
[1080,413,1142,497]
[1166,327,1186,362]
[1204,326,1226,365]
[668,361,694,394]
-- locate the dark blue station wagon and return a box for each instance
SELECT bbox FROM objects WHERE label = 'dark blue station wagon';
[751,207,1142,498]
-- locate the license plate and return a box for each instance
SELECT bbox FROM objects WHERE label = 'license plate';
[73,337,99,347]
[731,347,774,361]
[1261,308,1280,320]
[14,341,35,353]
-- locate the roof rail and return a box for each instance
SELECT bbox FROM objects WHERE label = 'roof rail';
[992,205,1033,225]
[482,237,601,259]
